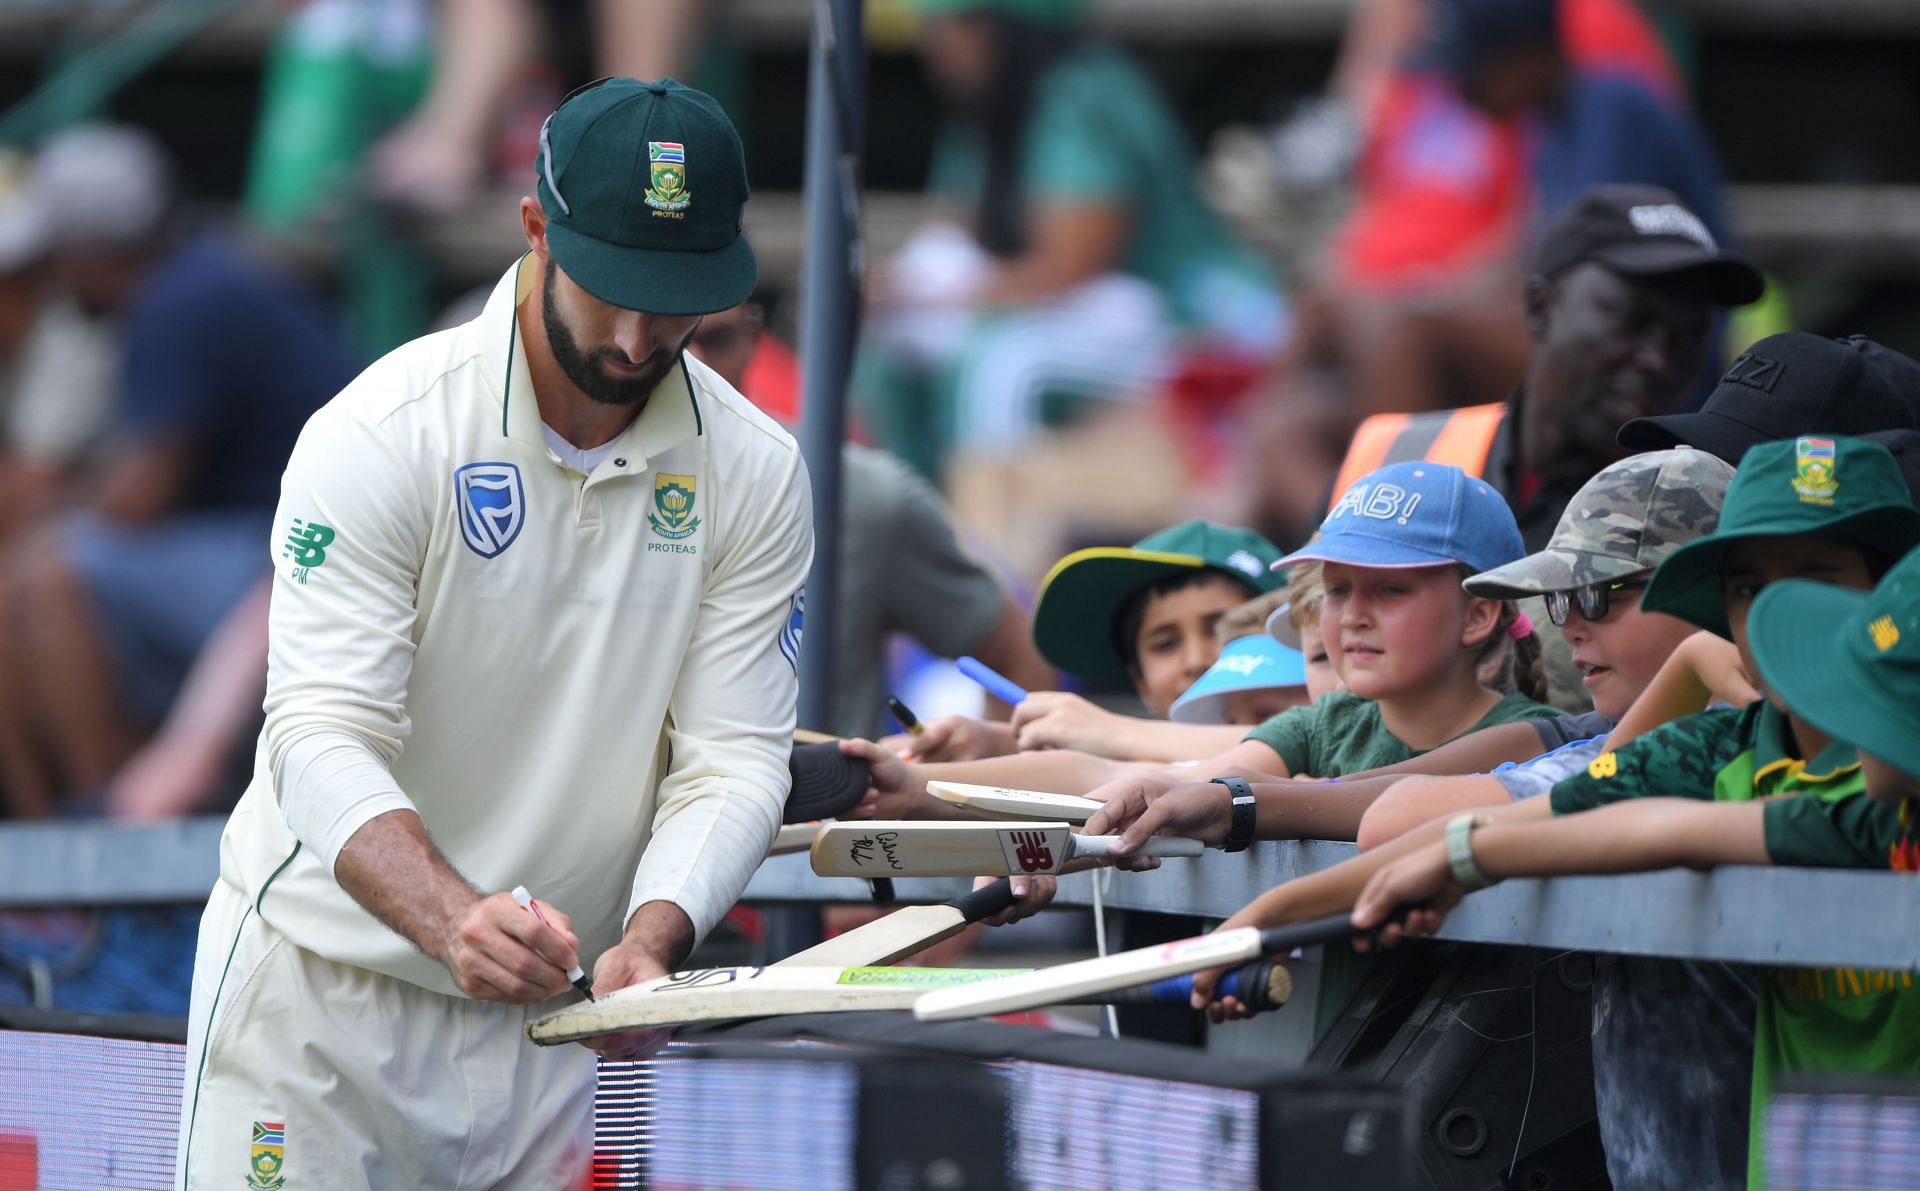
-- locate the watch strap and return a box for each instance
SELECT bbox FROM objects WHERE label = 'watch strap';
[1445,813,1496,892]
[1210,776,1257,853]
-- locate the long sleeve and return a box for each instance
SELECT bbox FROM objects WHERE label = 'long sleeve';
[627,445,814,941]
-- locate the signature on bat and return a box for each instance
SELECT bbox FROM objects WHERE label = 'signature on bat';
[849,831,903,871]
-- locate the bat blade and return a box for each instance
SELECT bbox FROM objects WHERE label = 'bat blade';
[526,960,1294,1044]
[913,914,1360,1021]
[809,821,1204,878]
[527,965,1028,1044]
[774,878,1021,968]
[927,781,1103,824]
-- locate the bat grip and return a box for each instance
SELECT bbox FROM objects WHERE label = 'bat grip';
[1254,905,1411,954]
[947,877,1019,923]
[956,656,1029,705]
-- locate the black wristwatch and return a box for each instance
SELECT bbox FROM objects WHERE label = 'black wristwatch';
[1210,776,1257,853]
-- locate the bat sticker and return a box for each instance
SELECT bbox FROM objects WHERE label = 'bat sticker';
[1000,828,1058,874]
[657,966,764,990]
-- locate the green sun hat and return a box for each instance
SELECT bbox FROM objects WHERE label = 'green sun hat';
[536,77,755,315]
[1643,437,1920,638]
[1031,520,1285,690]
[907,0,1090,26]
[1749,544,1920,780]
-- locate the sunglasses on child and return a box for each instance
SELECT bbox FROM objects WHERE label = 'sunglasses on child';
[1543,579,1652,626]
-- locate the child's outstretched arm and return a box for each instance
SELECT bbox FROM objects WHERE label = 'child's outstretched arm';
[1350,798,1772,948]
[1185,795,1554,1017]
[1010,692,1251,761]
[1604,632,1761,750]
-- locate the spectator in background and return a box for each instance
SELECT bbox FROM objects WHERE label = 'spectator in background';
[857,0,1287,480]
[0,151,116,545]
[691,299,1055,738]
[1432,0,1730,243]
[0,125,356,816]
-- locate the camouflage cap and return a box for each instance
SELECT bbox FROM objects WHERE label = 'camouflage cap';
[1464,448,1734,599]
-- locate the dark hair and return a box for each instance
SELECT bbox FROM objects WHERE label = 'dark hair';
[959,13,1080,257]
[1112,569,1259,677]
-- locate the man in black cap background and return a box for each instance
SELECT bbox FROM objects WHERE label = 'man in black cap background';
[1310,184,1762,711]
[1500,184,1764,547]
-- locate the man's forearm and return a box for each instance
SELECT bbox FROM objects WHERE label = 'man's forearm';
[622,899,697,971]
[333,808,481,962]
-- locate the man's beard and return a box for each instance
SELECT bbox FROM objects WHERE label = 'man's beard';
[541,263,686,407]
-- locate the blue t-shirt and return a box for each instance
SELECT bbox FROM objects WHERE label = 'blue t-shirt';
[1529,73,1731,244]
[121,233,358,512]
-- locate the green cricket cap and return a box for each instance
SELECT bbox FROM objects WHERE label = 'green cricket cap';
[1750,543,1920,781]
[908,0,1090,26]
[1643,436,1920,638]
[1031,520,1284,689]
[535,76,755,316]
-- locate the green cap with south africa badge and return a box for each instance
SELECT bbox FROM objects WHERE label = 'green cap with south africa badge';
[536,77,755,316]
[1642,436,1920,638]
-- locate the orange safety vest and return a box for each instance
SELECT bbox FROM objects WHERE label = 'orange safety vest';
[1327,402,1508,510]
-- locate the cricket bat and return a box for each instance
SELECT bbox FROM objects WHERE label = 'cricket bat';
[773,878,1022,968]
[769,821,826,855]
[927,781,1103,824]
[914,912,1363,1021]
[525,959,1291,1045]
[809,820,1204,878]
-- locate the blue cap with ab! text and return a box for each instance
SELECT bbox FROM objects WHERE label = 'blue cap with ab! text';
[1273,461,1525,576]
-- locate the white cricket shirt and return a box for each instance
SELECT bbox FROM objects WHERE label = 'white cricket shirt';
[215,256,813,996]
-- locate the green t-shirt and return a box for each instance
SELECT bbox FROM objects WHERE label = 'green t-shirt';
[927,43,1273,330]
[1548,702,1919,1189]
[1242,689,1557,1038]
[1245,690,1561,780]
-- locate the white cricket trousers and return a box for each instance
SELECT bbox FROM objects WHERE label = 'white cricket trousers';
[174,879,597,1190]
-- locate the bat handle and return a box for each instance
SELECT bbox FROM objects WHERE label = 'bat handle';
[868,878,896,905]
[1253,905,1413,954]
[1071,834,1205,861]
[956,656,1029,705]
[949,877,1018,922]
[1123,960,1292,1012]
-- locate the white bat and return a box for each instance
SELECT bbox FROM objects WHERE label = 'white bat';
[773,878,1023,968]
[913,913,1363,1021]
[768,820,826,855]
[808,820,1205,878]
[525,960,1293,1044]
[927,781,1103,824]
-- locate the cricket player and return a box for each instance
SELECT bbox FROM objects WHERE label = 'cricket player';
[175,78,811,1189]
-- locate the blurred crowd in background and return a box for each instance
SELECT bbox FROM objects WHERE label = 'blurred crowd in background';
[0,0,1915,1010]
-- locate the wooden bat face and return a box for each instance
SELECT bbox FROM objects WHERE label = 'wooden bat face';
[926,781,1103,824]
[527,964,1031,1043]
[810,822,1080,877]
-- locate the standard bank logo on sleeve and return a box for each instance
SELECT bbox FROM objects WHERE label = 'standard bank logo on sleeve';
[455,462,526,558]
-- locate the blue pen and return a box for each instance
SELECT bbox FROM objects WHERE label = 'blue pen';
[956,656,1028,705]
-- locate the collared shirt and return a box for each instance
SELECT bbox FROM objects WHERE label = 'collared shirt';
[216,256,813,995]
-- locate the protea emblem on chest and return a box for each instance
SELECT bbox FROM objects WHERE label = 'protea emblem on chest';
[649,473,700,540]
